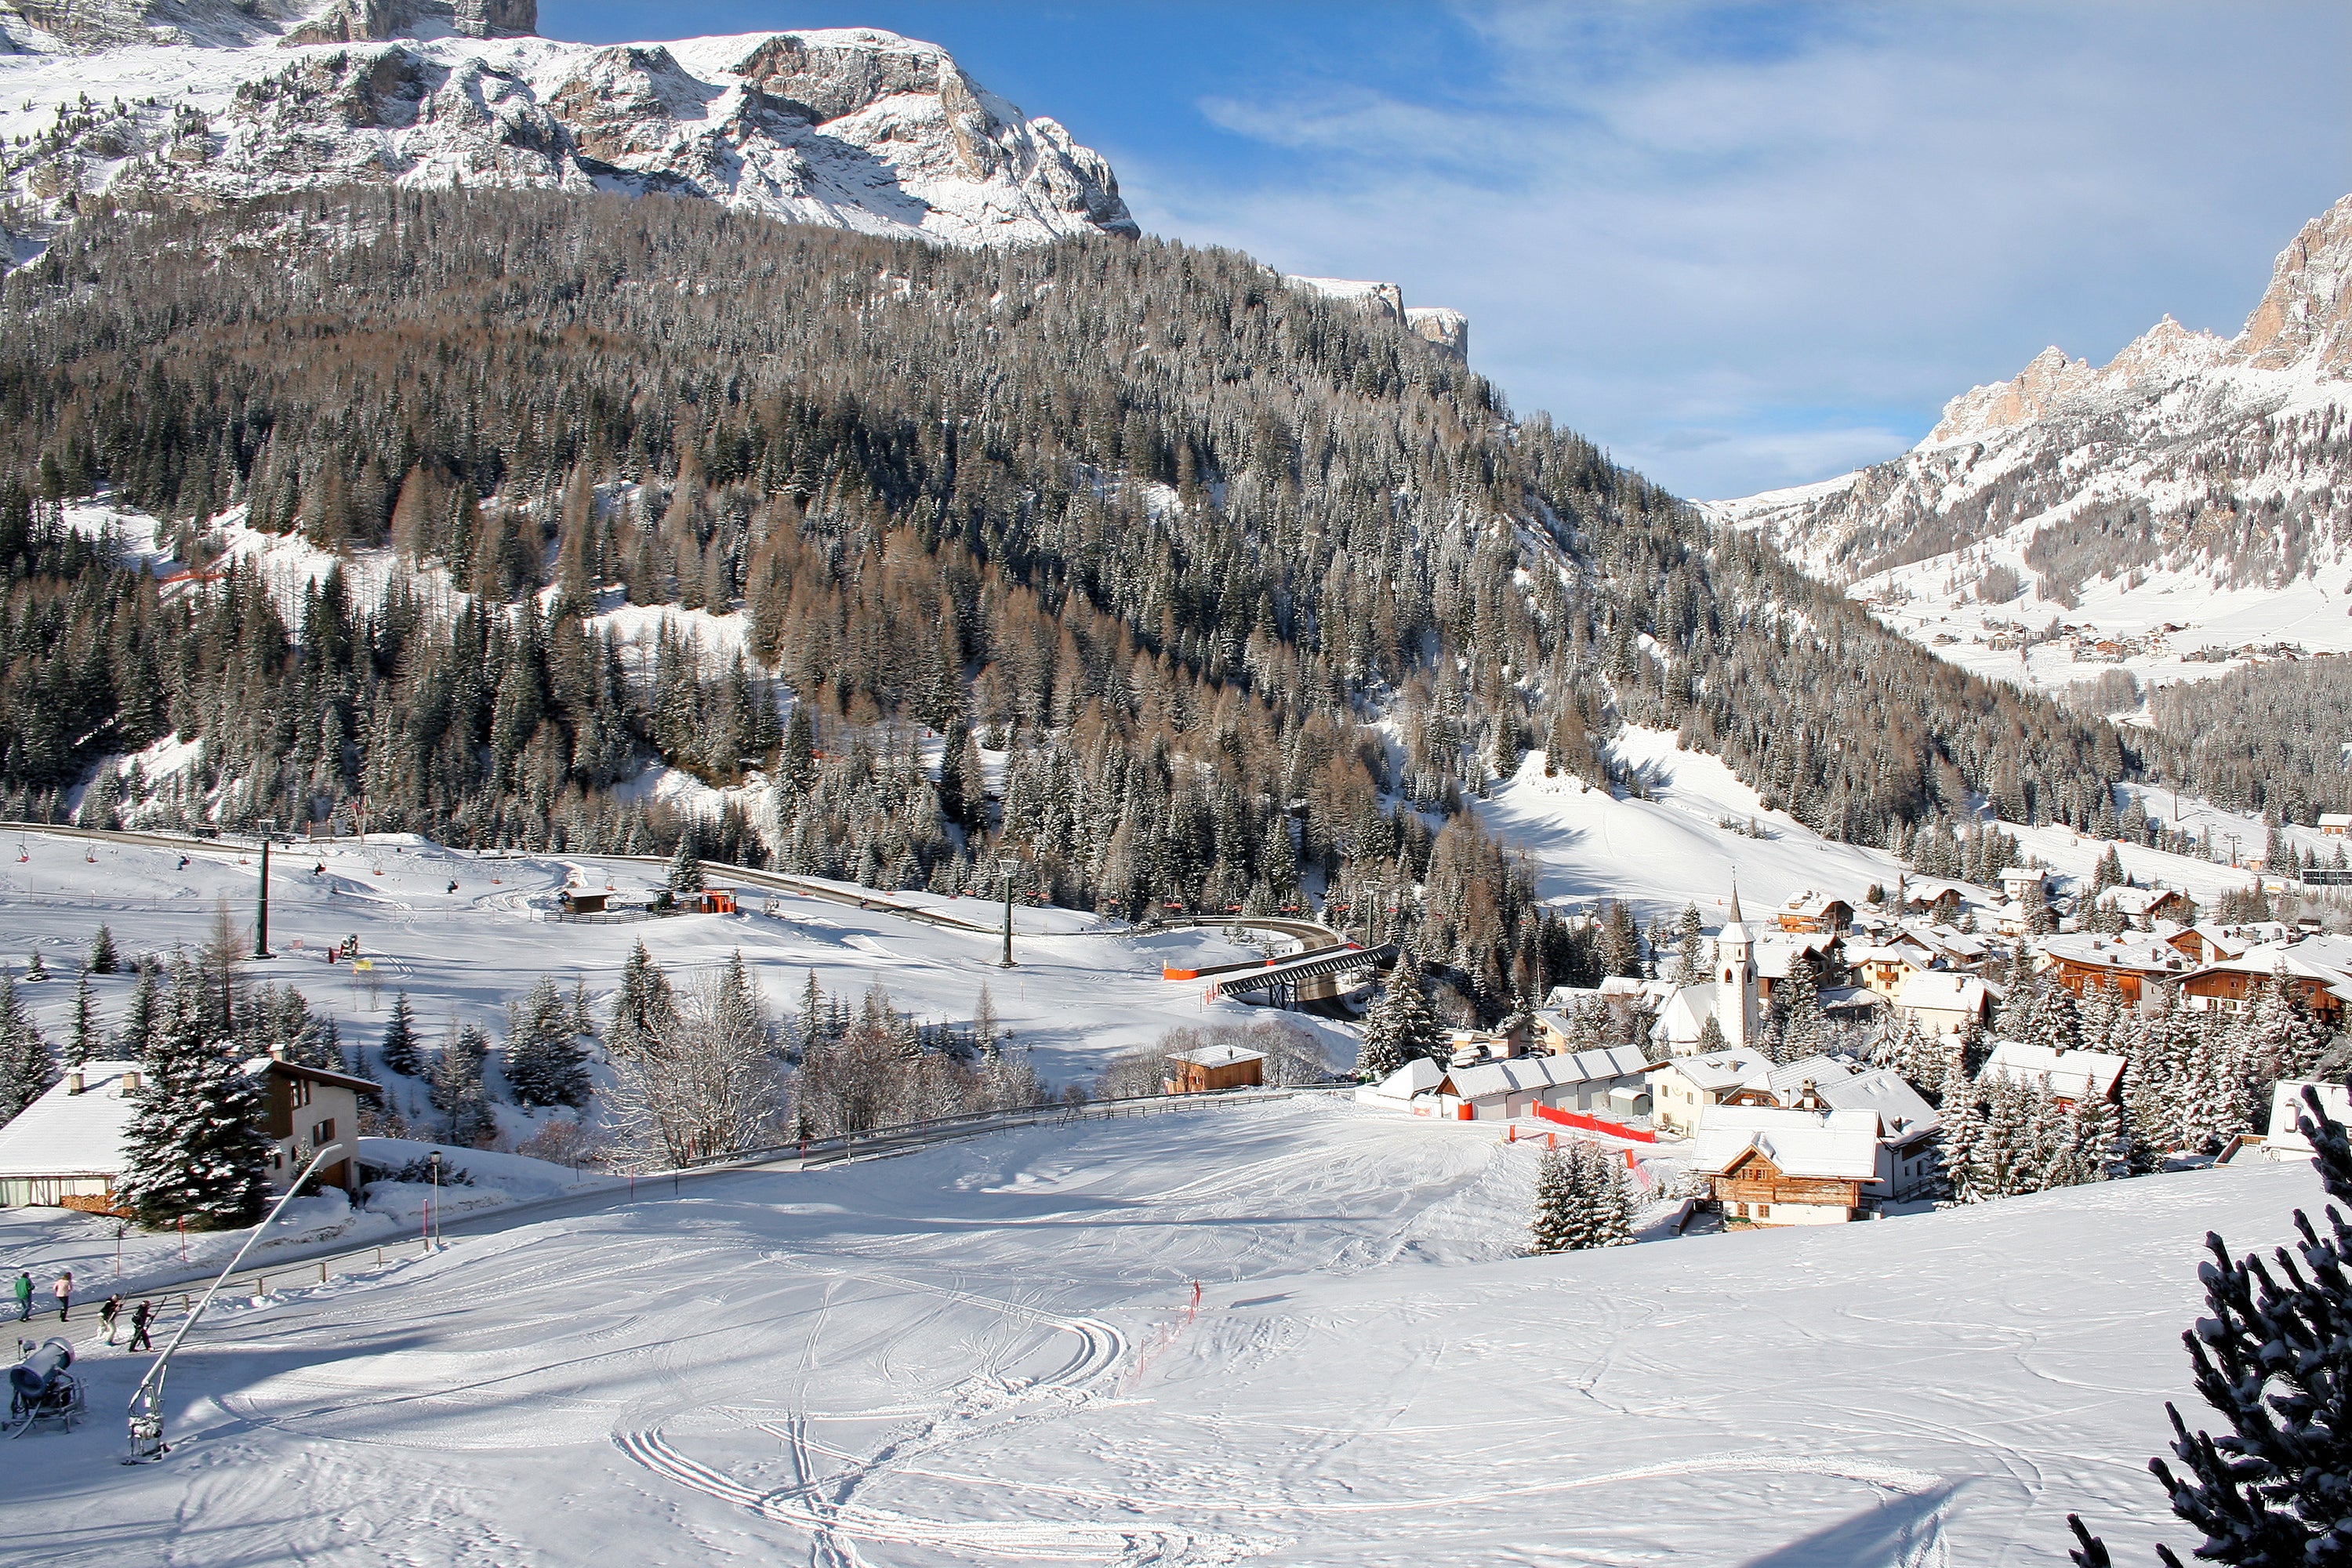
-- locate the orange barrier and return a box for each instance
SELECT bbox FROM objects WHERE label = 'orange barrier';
[1529,1103,1656,1143]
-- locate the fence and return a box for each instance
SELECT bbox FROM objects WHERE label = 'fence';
[686,1082,1357,1171]
[1529,1103,1657,1143]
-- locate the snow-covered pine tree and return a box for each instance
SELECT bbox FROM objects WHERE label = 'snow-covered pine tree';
[108,966,154,1059]
[1672,903,1707,984]
[67,973,97,1068]
[2067,1081,2352,1568]
[667,824,706,895]
[1693,1011,1728,1056]
[111,1000,270,1229]
[86,924,119,975]
[1527,1145,1577,1254]
[1773,955,1824,1062]
[2064,1091,2120,1186]
[1375,956,1446,1065]
[0,974,56,1124]
[1940,1060,1986,1203]
[506,975,590,1109]
[2244,967,2324,1091]
[607,940,674,1060]
[568,978,597,1040]
[1579,1143,1638,1247]
[379,992,423,1077]
[430,1022,495,1145]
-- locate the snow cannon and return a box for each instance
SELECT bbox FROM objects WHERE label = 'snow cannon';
[9,1338,74,1401]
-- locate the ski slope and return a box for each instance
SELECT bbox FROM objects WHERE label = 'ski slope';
[1476,731,2316,929]
[0,1094,2315,1565]
[0,828,1336,1094]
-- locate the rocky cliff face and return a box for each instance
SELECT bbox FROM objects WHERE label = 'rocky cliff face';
[1283,274,1469,362]
[0,13,1135,252]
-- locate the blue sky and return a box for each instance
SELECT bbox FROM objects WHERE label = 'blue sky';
[543,2,2350,500]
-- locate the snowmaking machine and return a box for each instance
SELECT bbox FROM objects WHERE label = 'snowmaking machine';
[9,1337,85,1435]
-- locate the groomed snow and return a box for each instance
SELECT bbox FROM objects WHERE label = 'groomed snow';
[0,1094,2314,1564]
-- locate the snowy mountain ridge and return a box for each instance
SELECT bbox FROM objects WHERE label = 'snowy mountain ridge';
[1709,192,2352,699]
[0,2,1137,252]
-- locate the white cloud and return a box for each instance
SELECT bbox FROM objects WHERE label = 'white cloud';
[1122,2,2350,499]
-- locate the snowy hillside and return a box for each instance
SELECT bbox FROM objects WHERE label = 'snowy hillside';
[0,3,1136,257]
[1478,731,2302,927]
[0,829,1333,1090]
[1710,192,2352,700]
[1,1089,2317,1563]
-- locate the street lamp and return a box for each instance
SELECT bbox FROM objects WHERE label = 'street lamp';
[252,818,278,960]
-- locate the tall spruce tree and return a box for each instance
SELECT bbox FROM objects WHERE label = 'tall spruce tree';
[111,998,272,1229]
[506,975,590,1109]
[607,941,674,1060]
[379,992,423,1077]
[67,973,97,1069]
[86,923,119,975]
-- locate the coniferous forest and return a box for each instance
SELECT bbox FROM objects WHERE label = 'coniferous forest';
[0,187,2147,1012]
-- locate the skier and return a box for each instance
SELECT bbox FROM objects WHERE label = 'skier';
[177,855,190,870]
[51,1269,71,1321]
[313,862,325,877]
[100,1293,124,1345]
[446,880,459,895]
[126,1300,154,1353]
[11,1271,28,1321]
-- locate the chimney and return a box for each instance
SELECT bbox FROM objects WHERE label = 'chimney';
[66,1069,84,1095]
[269,1042,287,1062]
[121,1069,141,1094]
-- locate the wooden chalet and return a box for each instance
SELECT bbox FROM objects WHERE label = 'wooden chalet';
[1164,1045,1265,1094]
[2038,932,2189,1007]
[1692,1107,1883,1225]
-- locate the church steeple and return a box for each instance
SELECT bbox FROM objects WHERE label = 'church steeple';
[1726,873,1744,927]
[1715,875,1759,1054]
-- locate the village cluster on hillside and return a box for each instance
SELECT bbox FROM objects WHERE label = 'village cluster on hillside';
[1348,860,2348,1238]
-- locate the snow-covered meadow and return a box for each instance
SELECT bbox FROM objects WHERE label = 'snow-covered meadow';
[0,1093,2314,1565]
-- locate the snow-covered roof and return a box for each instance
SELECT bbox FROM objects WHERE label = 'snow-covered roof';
[2037,932,2189,974]
[1366,1059,1446,1101]
[1765,1054,1854,1102]
[241,1055,385,1098]
[1691,1106,1882,1181]
[1853,945,1928,967]
[1754,932,1838,980]
[1980,1042,2126,1101]
[1777,890,1853,918]
[1819,1068,1940,1144]
[2264,1080,2352,1153]
[1650,984,1718,1045]
[1894,971,1988,1014]
[0,1060,140,1178]
[1442,1046,1650,1102]
[2096,885,2190,916]
[2321,813,2352,828]
[1169,1045,1265,1069]
[1653,1048,1773,1094]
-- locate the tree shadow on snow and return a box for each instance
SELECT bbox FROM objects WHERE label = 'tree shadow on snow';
[1737,1479,1961,1568]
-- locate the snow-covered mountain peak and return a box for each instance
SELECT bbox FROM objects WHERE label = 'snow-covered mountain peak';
[0,15,1136,252]
[1711,189,2352,702]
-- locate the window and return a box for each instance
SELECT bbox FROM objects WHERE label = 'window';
[290,1077,314,1109]
[1757,1204,1769,1218]
[1734,1203,1748,1217]
[312,1118,336,1146]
